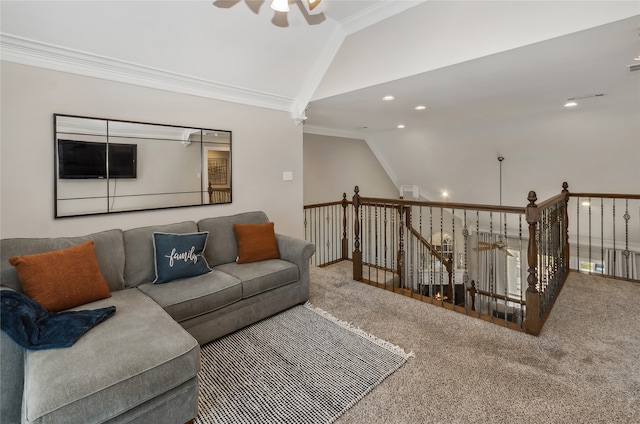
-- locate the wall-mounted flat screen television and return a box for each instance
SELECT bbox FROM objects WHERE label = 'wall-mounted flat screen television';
[58,139,137,179]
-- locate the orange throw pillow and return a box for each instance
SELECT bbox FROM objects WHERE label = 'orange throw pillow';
[233,222,280,264]
[9,240,112,312]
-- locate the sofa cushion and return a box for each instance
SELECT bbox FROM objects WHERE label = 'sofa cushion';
[138,270,242,322]
[215,259,299,299]
[22,289,199,424]
[123,221,198,287]
[8,241,112,312]
[0,229,125,293]
[197,211,269,267]
[233,222,280,264]
[152,232,212,284]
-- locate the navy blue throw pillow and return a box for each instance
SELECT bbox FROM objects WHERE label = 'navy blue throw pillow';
[153,232,212,284]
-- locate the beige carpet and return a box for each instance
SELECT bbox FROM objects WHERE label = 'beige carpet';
[309,264,640,423]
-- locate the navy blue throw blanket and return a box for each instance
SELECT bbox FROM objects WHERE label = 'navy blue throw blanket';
[0,290,116,350]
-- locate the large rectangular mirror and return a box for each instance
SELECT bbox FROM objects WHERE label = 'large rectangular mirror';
[54,114,232,218]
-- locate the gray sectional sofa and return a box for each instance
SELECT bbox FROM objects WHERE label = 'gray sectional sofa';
[0,211,315,424]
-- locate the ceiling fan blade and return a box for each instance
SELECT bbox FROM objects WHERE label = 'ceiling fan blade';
[308,0,321,10]
[472,246,492,252]
[212,0,241,9]
[492,245,514,256]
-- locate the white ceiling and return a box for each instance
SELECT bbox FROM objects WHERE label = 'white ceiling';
[306,4,640,205]
[1,0,639,206]
[0,0,420,117]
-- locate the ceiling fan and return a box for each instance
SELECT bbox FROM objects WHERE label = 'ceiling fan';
[213,0,325,26]
[473,156,513,257]
[271,0,321,12]
[474,240,513,257]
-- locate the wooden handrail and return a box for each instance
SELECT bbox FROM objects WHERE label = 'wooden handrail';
[357,196,526,214]
[303,200,347,209]
[537,192,568,210]
[303,191,639,214]
[407,226,452,273]
[569,193,640,200]
[475,289,526,305]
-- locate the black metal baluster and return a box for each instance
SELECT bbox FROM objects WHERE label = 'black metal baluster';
[368,205,373,283]
[384,205,388,281]
[463,210,469,314]
[624,199,630,279]
[588,198,592,272]
[576,197,580,271]
[429,206,436,303]
[420,206,424,299]
[613,200,616,277]
[487,211,492,320]
[440,207,444,306]
[451,208,456,306]
[313,208,318,266]
[601,199,604,275]
[518,214,524,328]
[503,210,508,325]
[476,210,481,317]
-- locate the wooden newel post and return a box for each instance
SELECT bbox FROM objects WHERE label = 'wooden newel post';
[468,280,477,311]
[352,186,363,281]
[525,191,541,335]
[445,254,453,303]
[341,193,348,260]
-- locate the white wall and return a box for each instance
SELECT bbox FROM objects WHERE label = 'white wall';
[303,133,398,204]
[1,62,305,239]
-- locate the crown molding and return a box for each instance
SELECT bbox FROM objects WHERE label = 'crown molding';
[1,34,296,113]
[302,124,364,140]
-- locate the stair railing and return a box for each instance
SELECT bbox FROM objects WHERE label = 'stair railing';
[350,186,530,330]
[304,183,638,335]
[566,191,640,281]
[303,193,353,267]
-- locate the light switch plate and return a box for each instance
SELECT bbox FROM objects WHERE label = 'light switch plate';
[282,171,293,181]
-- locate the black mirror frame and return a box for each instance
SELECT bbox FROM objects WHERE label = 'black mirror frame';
[53,114,232,218]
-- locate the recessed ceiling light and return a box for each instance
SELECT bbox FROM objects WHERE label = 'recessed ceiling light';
[382,95,395,101]
[564,101,578,107]
[397,124,405,129]
[441,191,448,198]
[414,105,426,110]
[635,55,640,61]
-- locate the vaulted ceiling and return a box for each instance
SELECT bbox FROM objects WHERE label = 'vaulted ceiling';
[2,1,639,206]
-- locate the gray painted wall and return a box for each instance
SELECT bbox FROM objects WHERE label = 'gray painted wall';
[1,62,305,239]
[303,133,398,205]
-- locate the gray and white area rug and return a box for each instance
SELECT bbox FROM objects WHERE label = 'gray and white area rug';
[195,302,414,424]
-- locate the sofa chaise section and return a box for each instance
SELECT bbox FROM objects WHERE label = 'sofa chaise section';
[0,229,200,424]
[22,289,199,424]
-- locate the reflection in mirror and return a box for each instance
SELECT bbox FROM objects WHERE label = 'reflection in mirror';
[54,114,231,218]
